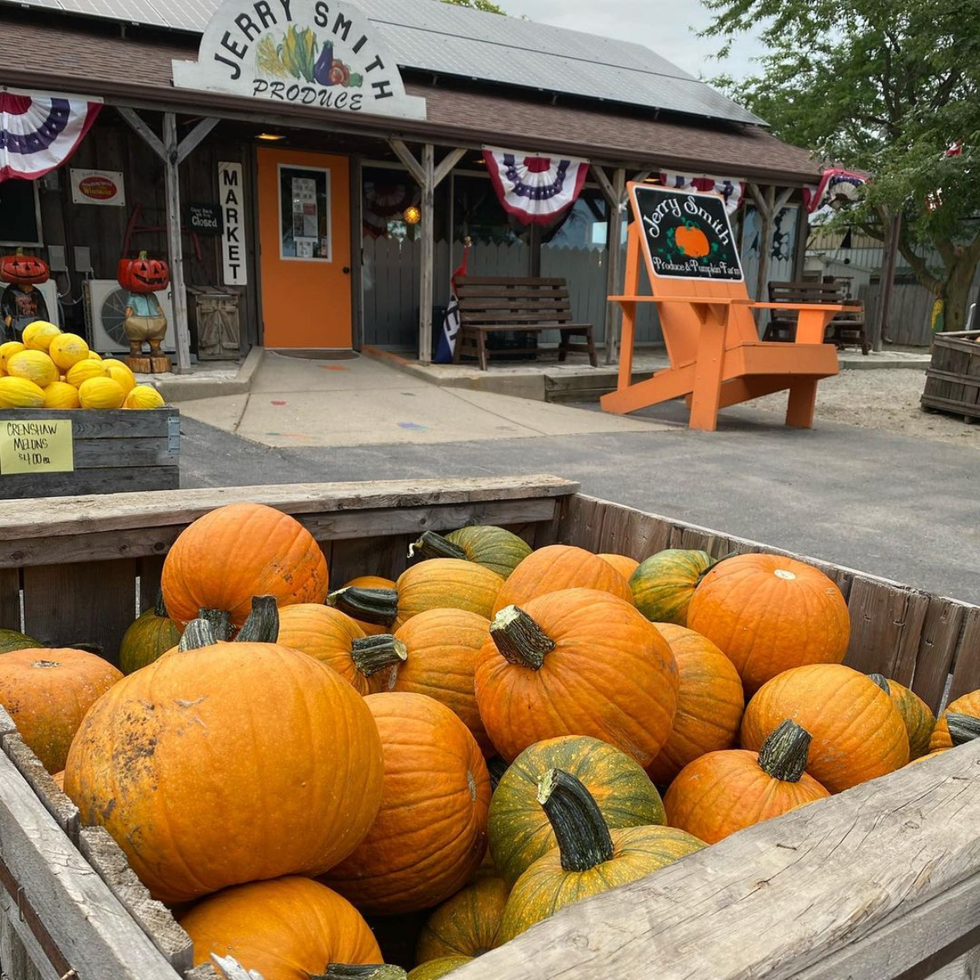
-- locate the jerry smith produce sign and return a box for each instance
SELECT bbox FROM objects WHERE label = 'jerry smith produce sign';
[173,0,426,118]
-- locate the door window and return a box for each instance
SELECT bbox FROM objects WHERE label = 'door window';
[278,165,331,260]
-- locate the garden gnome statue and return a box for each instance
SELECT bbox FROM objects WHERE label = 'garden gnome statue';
[1,249,50,342]
[117,251,172,374]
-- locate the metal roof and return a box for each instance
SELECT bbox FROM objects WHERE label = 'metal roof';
[6,0,765,125]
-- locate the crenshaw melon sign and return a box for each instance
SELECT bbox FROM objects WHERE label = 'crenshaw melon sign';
[172,0,426,119]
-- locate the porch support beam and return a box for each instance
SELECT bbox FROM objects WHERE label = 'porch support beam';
[388,138,426,187]
[747,183,794,327]
[433,147,468,190]
[595,165,628,365]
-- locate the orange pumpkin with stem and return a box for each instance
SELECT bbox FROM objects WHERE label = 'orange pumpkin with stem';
[342,575,396,636]
[0,648,122,772]
[390,608,492,755]
[645,624,744,785]
[490,545,633,616]
[475,588,678,765]
[179,876,382,980]
[868,673,935,760]
[665,720,830,843]
[687,553,850,694]
[277,603,405,696]
[740,664,909,793]
[161,502,329,628]
[930,690,980,751]
[321,692,491,915]
[64,605,384,903]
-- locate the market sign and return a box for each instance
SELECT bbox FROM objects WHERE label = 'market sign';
[218,162,247,286]
[629,184,744,283]
[172,0,426,120]
[70,168,125,207]
[0,418,74,474]
[187,202,224,235]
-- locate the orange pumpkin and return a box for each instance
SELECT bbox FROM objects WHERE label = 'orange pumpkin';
[179,876,381,980]
[687,553,850,694]
[277,604,404,696]
[64,621,384,903]
[161,502,329,628]
[117,252,170,293]
[0,648,122,773]
[597,553,640,580]
[675,224,710,258]
[645,624,744,785]
[491,545,633,616]
[342,575,397,636]
[391,608,493,755]
[868,673,935,760]
[741,664,909,793]
[416,876,509,963]
[475,589,678,765]
[322,692,491,915]
[930,690,980,751]
[665,720,830,843]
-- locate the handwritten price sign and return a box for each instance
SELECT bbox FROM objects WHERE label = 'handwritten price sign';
[0,419,74,474]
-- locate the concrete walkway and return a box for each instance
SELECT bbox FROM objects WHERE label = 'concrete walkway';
[176,352,670,448]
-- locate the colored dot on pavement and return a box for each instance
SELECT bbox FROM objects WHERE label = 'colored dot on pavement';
[320,364,348,371]
[398,421,427,431]
[271,400,287,406]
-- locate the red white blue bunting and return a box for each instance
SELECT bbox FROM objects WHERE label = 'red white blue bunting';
[802,168,866,213]
[659,172,745,213]
[482,147,590,225]
[0,88,102,183]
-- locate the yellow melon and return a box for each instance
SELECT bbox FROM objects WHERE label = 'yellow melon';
[6,350,57,388]
[78,376,126,409]
[88,351,103,360]
[0,376,45,408]
[124,385,165,410]
[0,341,26,369]
[103,360,136,395]
[66,359,109,388]
[22,321,61,352]
[43,381,81,409]
[49,333,90,370]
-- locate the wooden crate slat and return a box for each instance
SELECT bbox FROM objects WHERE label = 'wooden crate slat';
[1,466,179,500]
[22,559,137,665]
[69,437,180,469]
[138,555,167,613]
[843,579,931,679]
[910,597,966,713]
[947,607,980,706]
[0,566,20,632]
[330,534,412,586]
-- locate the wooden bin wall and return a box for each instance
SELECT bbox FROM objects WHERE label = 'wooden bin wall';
[921,329,980,419]
[1,476,980,980]
[0,407,179,500]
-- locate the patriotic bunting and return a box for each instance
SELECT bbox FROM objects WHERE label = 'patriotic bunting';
[659,172,745,213]
[802,168,866,214]
[482,147,589,225]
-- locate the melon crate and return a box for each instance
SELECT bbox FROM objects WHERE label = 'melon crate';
[1,475,979,980]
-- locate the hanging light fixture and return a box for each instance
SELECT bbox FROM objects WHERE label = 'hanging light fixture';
[403,205,421,225]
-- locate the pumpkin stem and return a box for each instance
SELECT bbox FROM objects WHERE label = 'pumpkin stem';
[408,530,469,563]
[153,588,168,620]
[198,608,232,642]
[328,587,399,627]
[235,595,279,643]
[868,672,891,694]
[487,755,509,792]
[179,618,217,651]
[694,551,728,587]
[758,719,813,783]
[316,967,408,980]
[537,768,614,873]
[490,605,555,670]
[946,712,980,746]
[350,635,408,676]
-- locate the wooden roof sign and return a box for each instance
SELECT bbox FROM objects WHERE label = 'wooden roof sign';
[630,184,744,282]
[172,0,427,119]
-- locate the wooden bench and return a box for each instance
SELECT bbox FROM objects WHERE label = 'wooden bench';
[765,280,870,354]
[453,276,597,370]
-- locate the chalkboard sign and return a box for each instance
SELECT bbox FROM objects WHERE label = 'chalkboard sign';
[187,203,223,235]
[628,185,743,283]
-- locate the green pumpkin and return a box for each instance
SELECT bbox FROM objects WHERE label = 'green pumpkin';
[629,549,716,625]
[407,957,472,980]
[0,628,40,654]
[488,735,665,887]
[119,592,182,674]
[409,526,532,581]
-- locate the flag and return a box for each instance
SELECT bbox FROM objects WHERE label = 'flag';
[434,241,470,363]
[482,148,589,225]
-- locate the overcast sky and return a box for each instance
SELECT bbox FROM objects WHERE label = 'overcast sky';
[498,0,763,82]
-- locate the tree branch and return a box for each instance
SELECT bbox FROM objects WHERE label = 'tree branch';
[898,231,943,295]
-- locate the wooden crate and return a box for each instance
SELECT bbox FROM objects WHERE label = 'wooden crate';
[1,475,979,980]
[0,407,179,499]
[921,329,980,420]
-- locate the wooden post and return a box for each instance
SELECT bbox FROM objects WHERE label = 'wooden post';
[874,210,902,351]
[792,199,809,281]
[603,168,627,365]
[163,114,191,374]
[755,185,775,307]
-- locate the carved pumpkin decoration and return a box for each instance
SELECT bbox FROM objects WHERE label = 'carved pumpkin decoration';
[0,252,49,285]
[64,617,384,902]
[117,252,170,294]
[179,876,382,980]
[475,589,678,765]
[675,224,710,258]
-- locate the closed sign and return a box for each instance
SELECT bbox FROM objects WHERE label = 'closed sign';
[188,203,223,234]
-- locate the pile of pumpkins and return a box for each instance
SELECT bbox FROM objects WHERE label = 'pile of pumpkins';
[0,505,975,980]
[0,319,164,410]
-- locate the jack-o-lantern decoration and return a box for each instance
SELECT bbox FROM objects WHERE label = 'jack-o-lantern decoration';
[0,251,49,286]
[117,252,170,294]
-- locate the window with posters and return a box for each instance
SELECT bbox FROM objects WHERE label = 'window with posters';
[278,165,331,260]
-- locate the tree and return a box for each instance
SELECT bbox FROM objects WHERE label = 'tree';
[442,0,506,14]
[702,0,980,330]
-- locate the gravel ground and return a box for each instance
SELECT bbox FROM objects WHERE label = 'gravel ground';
[751,368,980,451]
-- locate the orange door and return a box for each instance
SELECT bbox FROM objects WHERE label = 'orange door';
[257,148,352,348]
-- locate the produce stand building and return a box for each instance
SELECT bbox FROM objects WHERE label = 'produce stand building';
[0,0,822,369]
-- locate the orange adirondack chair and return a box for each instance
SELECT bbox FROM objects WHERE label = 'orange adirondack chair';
[601,183,855,432]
